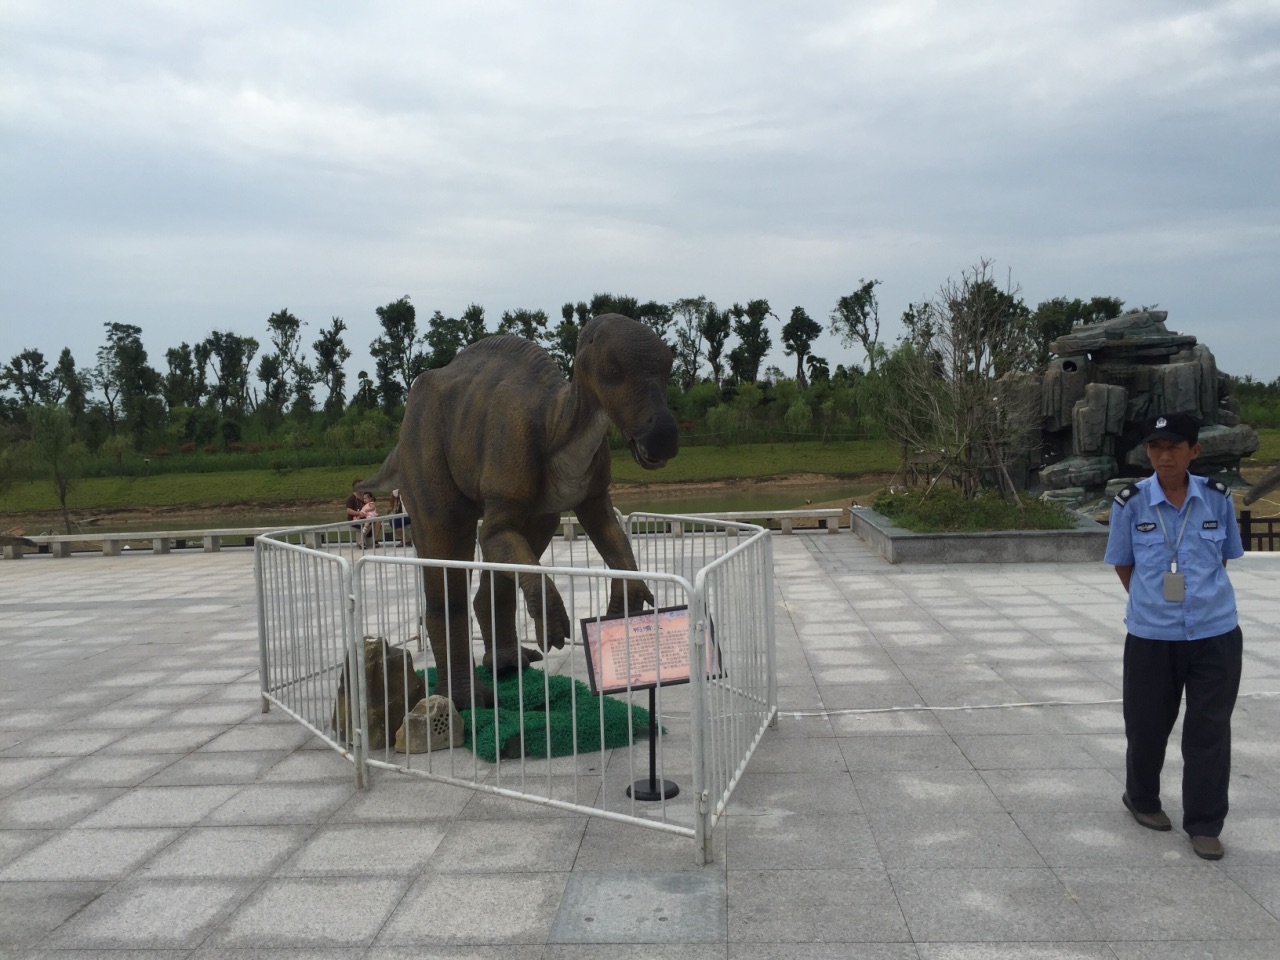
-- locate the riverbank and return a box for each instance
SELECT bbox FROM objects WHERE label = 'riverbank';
[4,472,896,537]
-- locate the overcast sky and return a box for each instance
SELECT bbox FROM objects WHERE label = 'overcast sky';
[3,0,1278,392]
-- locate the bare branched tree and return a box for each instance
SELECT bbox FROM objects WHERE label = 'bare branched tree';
[882,259,1041,501]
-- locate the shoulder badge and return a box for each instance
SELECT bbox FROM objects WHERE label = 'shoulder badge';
[1114,483,1139,508]
[1209,479,1230,496]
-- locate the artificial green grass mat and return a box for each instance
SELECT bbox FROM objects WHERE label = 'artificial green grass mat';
[420,665,651,763]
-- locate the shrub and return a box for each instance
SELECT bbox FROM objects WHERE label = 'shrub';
[203,443,220,455]
[872,487,1076,533]
[228,442,245,453]
[179,442,197,455]
[152,446,171,458]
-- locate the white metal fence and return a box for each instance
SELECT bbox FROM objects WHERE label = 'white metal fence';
[255,512,776,863]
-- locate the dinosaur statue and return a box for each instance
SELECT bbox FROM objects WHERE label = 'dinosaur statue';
[361,313,679,709]
[1243,463,1280,507]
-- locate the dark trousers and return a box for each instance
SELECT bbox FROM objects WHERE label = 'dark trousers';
[1123,626,1243,837]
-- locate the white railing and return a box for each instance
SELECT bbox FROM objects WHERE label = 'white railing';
[255,512,776,864]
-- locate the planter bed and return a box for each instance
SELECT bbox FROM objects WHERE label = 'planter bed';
[850,506,1108,564]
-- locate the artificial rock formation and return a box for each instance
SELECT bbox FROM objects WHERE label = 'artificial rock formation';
[333,637,426,751]
[1038,310,1258,505]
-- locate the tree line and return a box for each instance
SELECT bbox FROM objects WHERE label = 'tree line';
[6,263,1277,526]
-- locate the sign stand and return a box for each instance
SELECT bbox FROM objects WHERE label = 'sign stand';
[581,605,721,804]
[626,685,679,801]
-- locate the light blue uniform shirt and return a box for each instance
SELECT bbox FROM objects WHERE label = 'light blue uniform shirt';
[1104,472,1243,641]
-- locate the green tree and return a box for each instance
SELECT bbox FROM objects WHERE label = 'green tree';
[162,343,202,411]
[727,299,774,384]
[497,308,549,340]
[312,316,351,421]
[255,352,288,431]
[671,296,711,390]
[699,306,732,387]
[28,403,89,534]
[545,303,581,378]
[635,300,674,341]
[94,323,161,444]
[460,303,489,344]
[351,370,378,411]
[830,279,884,373]
[370,295,422,411]
[1,348,53,406]
[589,292,640,318]
[806,354,830,383]
[200,330,259,418]
[52,348,90,428]
[781,306,822,389]
[885,259,1040,500]
[784,398,814,437]
[1032,295,1125,363]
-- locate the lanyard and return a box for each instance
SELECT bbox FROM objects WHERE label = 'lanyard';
[1155,500,1193,573]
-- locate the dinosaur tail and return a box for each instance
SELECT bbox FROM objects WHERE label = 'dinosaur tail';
[1243,462,1280,506]
[357,445,403,494]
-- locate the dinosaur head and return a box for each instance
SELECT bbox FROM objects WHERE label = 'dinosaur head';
[577,313,679,470]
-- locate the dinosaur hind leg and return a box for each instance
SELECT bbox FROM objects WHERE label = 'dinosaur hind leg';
[417,514,493,711]
[477,512,562,676]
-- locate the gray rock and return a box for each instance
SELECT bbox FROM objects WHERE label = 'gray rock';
[1040,456,1118,490]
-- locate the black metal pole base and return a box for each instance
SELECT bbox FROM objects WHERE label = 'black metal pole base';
[625,686,679,801]
[627,778,680,801]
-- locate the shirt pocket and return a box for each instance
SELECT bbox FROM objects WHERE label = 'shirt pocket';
[1198,525,1227,553]
[1132,528,1166,563]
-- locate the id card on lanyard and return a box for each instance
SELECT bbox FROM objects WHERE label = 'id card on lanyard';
[1156,504,1191,603]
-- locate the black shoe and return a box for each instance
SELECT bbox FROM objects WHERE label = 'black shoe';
[1190,835,1224,860]
[1123,792,1172,831]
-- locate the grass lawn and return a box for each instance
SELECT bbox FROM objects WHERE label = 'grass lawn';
[0,438,901,516]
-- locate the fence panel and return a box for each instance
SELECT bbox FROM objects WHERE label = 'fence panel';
[255,535,363,783]
[257,513,775,862]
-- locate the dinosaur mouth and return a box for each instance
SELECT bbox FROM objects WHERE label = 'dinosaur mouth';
[629,438,667,471]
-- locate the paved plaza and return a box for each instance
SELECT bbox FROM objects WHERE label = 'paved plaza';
[2,532,1280,958]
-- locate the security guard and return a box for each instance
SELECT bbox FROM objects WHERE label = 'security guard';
[1104,412,1244,860]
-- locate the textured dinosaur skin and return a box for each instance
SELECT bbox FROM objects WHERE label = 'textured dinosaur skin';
[1243,463,1280,507]
[361,314,679,709]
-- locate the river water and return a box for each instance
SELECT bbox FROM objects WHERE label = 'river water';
[65,480,868,535]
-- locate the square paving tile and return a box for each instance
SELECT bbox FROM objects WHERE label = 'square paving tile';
[77,785,242,827]
[729,868,908,942]
[726,771,862,817]
[377,872,568,945]
[1,827,182,881]
[889,867,1096,942]
[143,750,291,786]
[855,770,1004,814]
[137,825,313,878]
[279,822,448,876]
[208,877,409,948]
[327,778,475,823]
[727,813,883,870]
[1057,865,1280,940]
[0,786,123,828]
[871,811,1045,869]
[200,782,356,825]
[837,735,974,772]
[549,870,725,943]
[427,819,586,873]
[44,878,253,949]
[0,880,109,946]
[953,734,1102,771]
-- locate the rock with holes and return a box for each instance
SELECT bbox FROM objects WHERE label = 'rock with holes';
[395,695,465,753]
